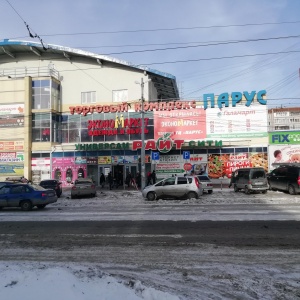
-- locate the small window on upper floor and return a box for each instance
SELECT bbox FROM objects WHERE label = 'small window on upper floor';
[112,89,128,103]
[81,91,96,104]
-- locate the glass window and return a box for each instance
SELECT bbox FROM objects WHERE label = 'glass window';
[163,178,175,186]
[112,89,128,103]
[235,148,249,153]
[177,177,187,185]
[81,91,96,104]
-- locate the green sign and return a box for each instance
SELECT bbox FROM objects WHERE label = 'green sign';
[75,142,130,151]
[269,131,300,145]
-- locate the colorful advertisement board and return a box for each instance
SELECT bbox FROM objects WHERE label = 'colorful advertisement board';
[268,145,300,170]
[154,108,206,140]
[206,105,268,138]
[98,156,112,164]
[0,104,24,128]
[154,154,208,178]
[0,165,24,176]
[208,152,268,179]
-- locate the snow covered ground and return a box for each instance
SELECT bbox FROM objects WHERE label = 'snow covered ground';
[0,262,179,300]
[1,188,300,299]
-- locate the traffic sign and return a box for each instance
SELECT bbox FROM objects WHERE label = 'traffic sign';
[183,163,192,171]
[152,152,160,160]
[183,151,190,160]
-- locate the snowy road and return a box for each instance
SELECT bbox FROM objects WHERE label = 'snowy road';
[0,188,300,299]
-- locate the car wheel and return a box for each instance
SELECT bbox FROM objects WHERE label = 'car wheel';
[71,195,76,199]
[288,185,296,195]
[0,207,3,210]
[234,185,239,192]
[244,186,250,194]
[37,204,46,209]
[146,192,156,201]
[208,190,213,194]
[262,190,268,194]
[187,191,197,199]
[20,201,33,211]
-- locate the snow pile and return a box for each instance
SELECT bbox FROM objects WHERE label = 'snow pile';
[0,262,180,300]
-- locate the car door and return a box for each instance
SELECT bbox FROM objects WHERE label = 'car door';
[0,186,10,207]
[176,177,189,197]
[7,185,26,207]
[162,177,176,198]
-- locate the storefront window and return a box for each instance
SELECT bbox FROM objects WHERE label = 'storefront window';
[32,113,51,142]
[66,169,73,183]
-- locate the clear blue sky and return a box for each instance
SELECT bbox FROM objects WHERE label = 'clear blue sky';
[1,0,300,108]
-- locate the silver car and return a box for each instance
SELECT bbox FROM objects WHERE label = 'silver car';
[142,176,203,201]
[71,178,96,199]
[197,175,213,194]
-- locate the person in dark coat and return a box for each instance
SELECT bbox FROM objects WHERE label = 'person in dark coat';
[100,173,105,188]
[125,172,132,187]
[135,172,141,188]
[147,171,152,186]
[107,172,113,190]
[151,170,157,184]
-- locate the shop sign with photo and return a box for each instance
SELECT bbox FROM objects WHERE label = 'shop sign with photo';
[75,156,87,164]
[268,145,300,170]
[98,156,112,164]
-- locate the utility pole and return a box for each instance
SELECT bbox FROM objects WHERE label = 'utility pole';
[140,78,146,190]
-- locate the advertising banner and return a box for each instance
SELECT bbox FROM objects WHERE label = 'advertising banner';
[0,141,24,151]
[0,165,24,176]
[111,155,139,164]
[269,145,300,170]
[269,131,300,145]
[208,152,268,179]
[0,152,24,163]
[98,156,112,164]
[75,156,87,164]
[154,108,206,140]
[0,104,24,128]
[206,105,268,138]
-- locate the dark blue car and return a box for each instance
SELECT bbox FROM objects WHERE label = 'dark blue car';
[0,183,57,211]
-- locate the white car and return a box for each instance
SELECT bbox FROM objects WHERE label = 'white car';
[142,176,203,201]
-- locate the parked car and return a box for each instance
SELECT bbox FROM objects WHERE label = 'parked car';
[233,167,269,194]
[197,175,213,194]
[0,183,57,211]
[142,176,203,201]
[0,181,17,188]
[39,179,62,197]
[267,165,300,195]
[71,178,96,199]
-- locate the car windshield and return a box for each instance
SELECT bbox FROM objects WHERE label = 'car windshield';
[198,175,210,181]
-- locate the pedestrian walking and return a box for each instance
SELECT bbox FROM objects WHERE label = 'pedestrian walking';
[100,173,105,188]
[147,171,152,186]
[125,172,132,188]
[151,170,157,184]
[135,172,141,188]
[107,172,113,190]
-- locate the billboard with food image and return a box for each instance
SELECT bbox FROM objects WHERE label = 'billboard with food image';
[208,152,268,179]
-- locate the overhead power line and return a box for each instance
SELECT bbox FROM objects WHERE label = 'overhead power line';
[11,20,300,38]
[101,34,300,55]
[141,49,300,66]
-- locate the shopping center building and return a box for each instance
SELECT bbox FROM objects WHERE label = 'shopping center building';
[0,39,272,186]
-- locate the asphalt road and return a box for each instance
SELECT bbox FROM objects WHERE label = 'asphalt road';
[1,220,300,255]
